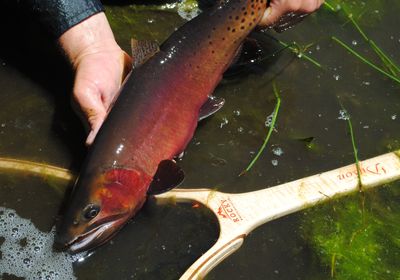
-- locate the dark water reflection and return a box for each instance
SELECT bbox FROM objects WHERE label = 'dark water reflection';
[0,0,399,279]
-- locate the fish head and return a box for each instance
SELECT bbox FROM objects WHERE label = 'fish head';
[55,168,151,253]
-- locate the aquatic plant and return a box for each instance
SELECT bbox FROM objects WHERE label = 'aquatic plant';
[331,37,400,85]
[337,106,362,189]
[240,82,281,175]
[277,40,322,68]
[325,0,400,85]
[302,183,400,279]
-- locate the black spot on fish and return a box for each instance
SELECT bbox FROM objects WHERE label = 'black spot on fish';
[241,7,246,11]
[235,16,239,20]
[209,41,213,45]
[241,18,246,23]
[227,27,231,31]
[232,28,236,32]
[241,26,245,30]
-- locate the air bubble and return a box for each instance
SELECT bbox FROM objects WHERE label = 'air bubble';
[219,117,229,128]
[272,147,284,156]
[265,112,274,127]
[338,109,350,120]
[0,207,86,279]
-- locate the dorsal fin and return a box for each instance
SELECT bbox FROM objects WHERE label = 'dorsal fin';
[131,39,160,68]
[199,96,225,121]
[272,12,308,33]
[147,160,185,195]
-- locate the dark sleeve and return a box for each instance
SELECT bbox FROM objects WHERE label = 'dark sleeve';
[20,0,104,38]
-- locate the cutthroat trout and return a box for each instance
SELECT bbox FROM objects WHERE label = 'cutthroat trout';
[56,0,269,253]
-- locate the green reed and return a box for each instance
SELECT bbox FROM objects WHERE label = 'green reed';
[332,37,400,85]
[240,82,281,176]
[325,1,400,83]
[339,105,362,189]
[278,40,322,68]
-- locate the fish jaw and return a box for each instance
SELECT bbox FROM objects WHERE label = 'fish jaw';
[61,213,131,254]
[55,168,151,253]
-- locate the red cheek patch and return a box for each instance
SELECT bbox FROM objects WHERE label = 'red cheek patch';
[99,168,152,212]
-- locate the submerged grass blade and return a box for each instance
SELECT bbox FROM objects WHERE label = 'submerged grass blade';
[278,40,322,68]
[369,40,400,76]
[340,104,367,226]
[331,253,337,278]
[332,36,400,84]
[240,83,281,176]
[325,1,400,78]
[323,1,336,12]
[339,105,362,190]
[346,14,400,76]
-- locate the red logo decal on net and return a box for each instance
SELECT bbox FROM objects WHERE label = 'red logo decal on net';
[217,198,243,223]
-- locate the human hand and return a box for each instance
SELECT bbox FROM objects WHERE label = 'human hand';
[260,0,324,26]
[59,12,132,145]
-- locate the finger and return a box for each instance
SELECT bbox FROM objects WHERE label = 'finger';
[72,81,107,145]
[98,51,133,113]
[260,0,324,26]
[259,7,275,26]
[86,121,102,146]
[300,0,324,13]
[121,51,133,82]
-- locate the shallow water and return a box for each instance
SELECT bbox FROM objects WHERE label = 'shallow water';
[0,0,399,279]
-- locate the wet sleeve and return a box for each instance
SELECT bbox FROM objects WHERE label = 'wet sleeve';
[20,0,104,38]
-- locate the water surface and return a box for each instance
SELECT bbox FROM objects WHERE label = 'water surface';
[0,0,399,279]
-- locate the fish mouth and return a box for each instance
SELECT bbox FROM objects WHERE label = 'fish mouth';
[62,215,128,254]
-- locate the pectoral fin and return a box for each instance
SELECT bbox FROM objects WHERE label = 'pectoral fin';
[199,96,225,121]
[131,39,160,68]
[147,160,185,195]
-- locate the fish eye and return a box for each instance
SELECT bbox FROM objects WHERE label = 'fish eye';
[83,204,100,220]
